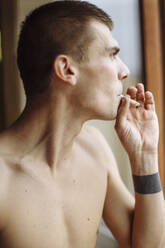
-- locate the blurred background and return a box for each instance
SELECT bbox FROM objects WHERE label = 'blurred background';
[0,0,164,247]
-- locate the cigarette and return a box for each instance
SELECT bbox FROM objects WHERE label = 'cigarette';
[119,94,143,107]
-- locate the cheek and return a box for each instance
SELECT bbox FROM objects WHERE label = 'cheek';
[80,59,117,83]
[77,61,119,102]
[94,62,116,80]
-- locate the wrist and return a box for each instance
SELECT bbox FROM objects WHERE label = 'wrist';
[129,151,159,176]
[133,172,162,194]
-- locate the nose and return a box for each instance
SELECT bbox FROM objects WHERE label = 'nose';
[118,58,130,80]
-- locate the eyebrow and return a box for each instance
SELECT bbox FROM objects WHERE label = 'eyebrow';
[105,46,120,55]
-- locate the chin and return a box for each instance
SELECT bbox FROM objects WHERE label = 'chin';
[103,107,118,120]
[91,110,117,121]
[100,102,119,120]
[102,115,117,121]
[87,101,118,121]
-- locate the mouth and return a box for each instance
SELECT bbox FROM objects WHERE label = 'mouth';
[117,93,123,106]
[117,94,123,101]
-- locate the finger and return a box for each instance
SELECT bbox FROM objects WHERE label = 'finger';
[136,83,145,104]
[144,91,155,111]
[126,87,137,100]
[115,95,130,127]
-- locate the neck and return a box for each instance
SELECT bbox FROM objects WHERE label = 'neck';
[8,92,87,169]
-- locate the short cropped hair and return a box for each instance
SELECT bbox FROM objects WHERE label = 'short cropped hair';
[17,0,113,99]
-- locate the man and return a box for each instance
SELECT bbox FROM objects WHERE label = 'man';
[0,1,164,247]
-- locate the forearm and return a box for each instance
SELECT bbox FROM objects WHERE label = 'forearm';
[115,85,165,247]
[132,192,165,248]
[129,151,159,176]
[130,153,165,248]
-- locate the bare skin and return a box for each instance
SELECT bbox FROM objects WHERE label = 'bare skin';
[0,125,119,248]
[0,20,165,248]
[0,109,133,248]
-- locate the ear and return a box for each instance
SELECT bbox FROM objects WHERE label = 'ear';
[52,55,77,86]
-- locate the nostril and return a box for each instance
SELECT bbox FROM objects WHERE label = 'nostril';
[122,74,128,80]
[118,72,128,80]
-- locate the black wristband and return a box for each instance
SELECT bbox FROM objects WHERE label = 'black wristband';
[133,173,162,194]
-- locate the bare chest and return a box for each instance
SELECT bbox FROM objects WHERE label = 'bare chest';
[0,160,107,248]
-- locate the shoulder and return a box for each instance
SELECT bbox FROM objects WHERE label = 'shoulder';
[78,124,108,151]
[80,124,108,146]
[0,131,13,192]
[0,155,11,230]
[78,124,119,175]
[0,129,13,156]
[0,154,10,190]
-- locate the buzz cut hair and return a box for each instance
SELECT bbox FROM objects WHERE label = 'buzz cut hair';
[17,0,113,99]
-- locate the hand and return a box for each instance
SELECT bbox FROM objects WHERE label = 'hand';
[115,84,159,158]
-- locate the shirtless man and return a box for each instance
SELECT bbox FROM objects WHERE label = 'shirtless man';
[0,1,164,248]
